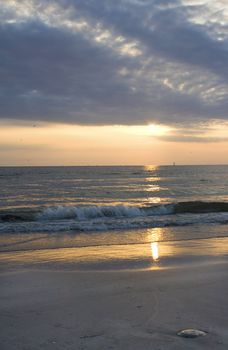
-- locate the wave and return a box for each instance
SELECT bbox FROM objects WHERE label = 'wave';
[173,201,228,214]
[37,204,173,221]
[1,201,228,223]
[1,212,228,234]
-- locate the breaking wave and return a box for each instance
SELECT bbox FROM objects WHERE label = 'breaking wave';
[37,203,173,221]
[1,201,228,223]
[1,201,228,234]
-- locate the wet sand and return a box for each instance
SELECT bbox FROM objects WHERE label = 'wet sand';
[1,237,228,349]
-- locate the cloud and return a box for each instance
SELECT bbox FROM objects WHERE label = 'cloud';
[0,143,52,151]
[158,135,228,143]
[156,122,228,142]
[0,0,227,126]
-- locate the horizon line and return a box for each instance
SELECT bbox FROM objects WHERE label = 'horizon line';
[0,164,228,167]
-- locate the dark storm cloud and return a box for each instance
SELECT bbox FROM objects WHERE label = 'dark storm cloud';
[0,0,227,126]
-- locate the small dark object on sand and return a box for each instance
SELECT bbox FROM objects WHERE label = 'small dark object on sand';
[177,329,207,338]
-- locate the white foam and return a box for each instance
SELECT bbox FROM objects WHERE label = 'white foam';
[1,211,228,234]
[37,204,173,221]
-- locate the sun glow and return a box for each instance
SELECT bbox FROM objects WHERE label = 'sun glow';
[148,124,172,137]
[1,121,228,166]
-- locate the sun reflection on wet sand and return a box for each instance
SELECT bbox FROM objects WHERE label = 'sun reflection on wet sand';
[151,242,159,261]
[1,231,228,271]
[147,228,162,265]
[147,227,174,267]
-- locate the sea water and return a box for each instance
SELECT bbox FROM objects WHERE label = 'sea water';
[1,165,228,256]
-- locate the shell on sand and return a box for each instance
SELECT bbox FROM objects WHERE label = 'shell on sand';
[177,329,207,338]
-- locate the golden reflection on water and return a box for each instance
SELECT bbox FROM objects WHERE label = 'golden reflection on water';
[146,197,162,204]
[143,165,163,205]
[145,184,161,192]
[147,227,164,242]
[144,165,158,172]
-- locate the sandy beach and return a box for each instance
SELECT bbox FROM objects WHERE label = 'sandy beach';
[1,237,228,350]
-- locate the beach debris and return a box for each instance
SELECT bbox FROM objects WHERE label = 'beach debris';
[177,329,207,338]
[80,332,104,339]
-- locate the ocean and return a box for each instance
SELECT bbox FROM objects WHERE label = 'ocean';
[1,165,228,264]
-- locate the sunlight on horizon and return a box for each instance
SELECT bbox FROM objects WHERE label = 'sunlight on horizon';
[1,121,228,166]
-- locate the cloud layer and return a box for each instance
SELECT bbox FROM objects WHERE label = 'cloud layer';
[0,0,228,125]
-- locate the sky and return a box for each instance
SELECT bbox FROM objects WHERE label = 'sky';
[0,0,228,165]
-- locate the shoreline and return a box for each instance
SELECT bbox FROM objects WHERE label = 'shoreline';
[2,223,228,254]
[1,235,228,272]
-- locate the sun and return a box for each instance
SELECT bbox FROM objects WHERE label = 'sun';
[148,124,172,136]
